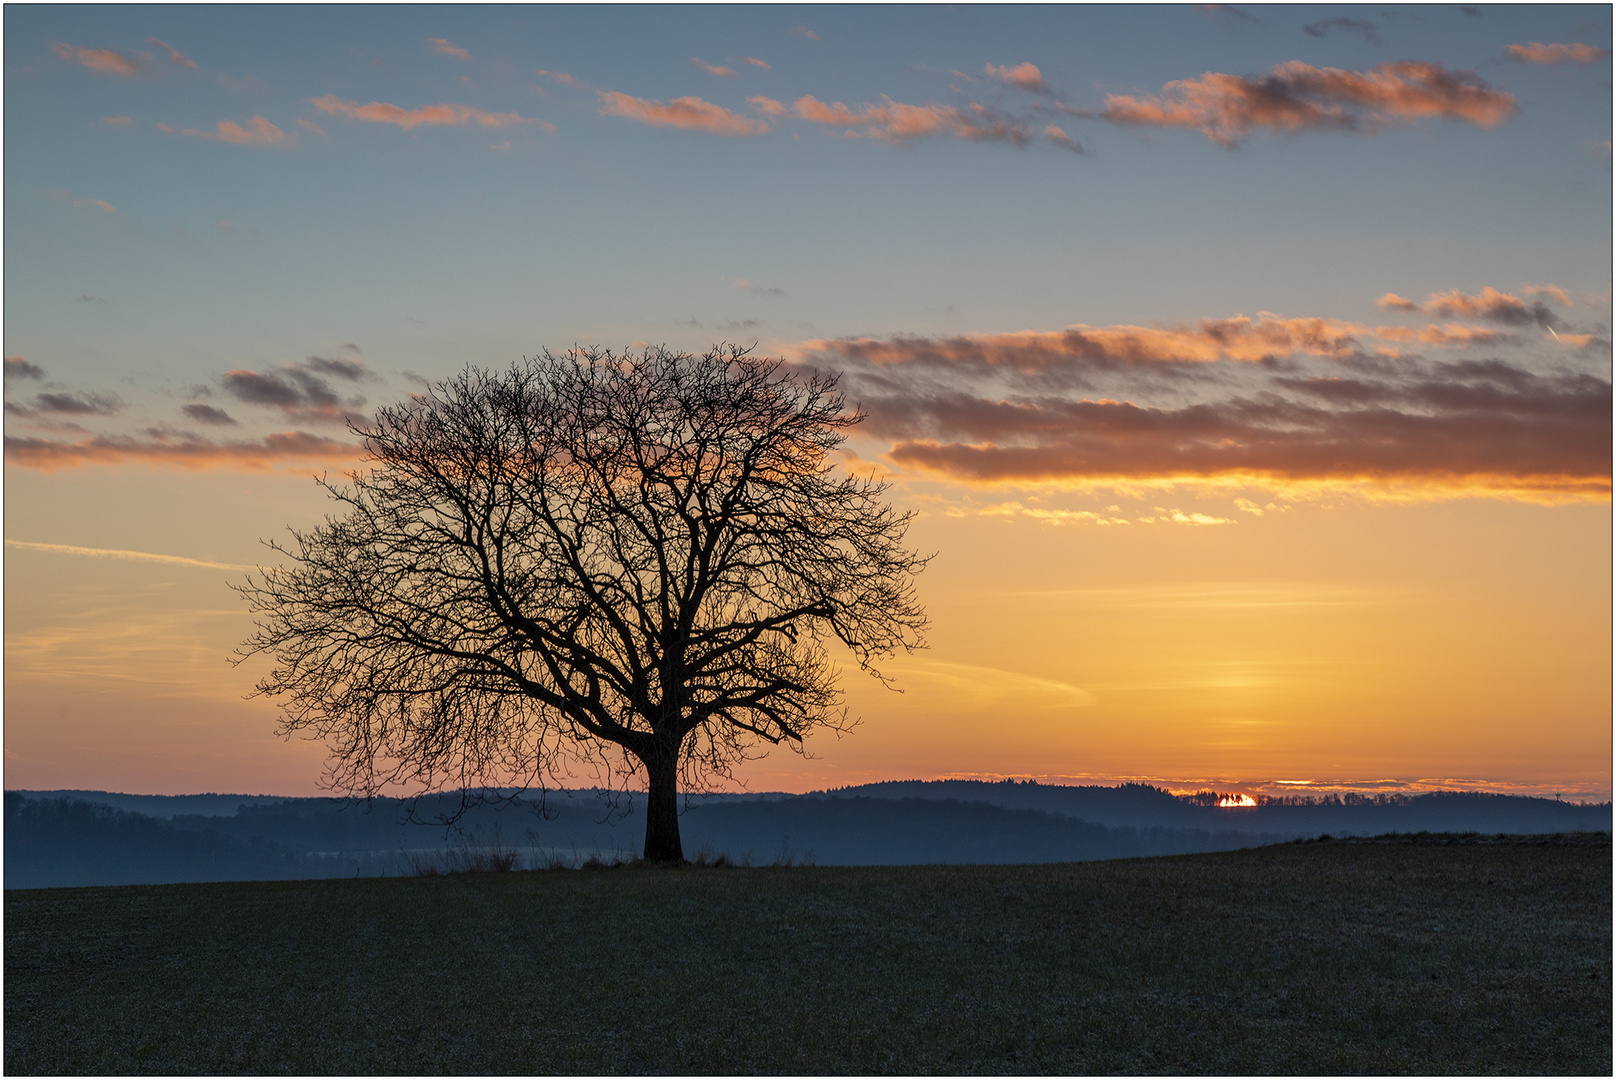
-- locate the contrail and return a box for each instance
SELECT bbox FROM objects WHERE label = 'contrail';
[4,539,260,572]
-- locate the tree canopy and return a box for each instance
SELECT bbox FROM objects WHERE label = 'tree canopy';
[237,345,929,860]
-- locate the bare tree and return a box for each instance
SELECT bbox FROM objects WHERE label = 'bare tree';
[236,345,928,862]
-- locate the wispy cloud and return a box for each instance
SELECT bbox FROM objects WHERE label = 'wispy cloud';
[1382,285,1568,329]
[791,94,1040,146]
[790,26,822,42]
[1199,4,1259,23]
[102,115,133,126]
[51,42,141,77]
[147,38,196,69]
[427,37,473,61]
[158,115,292,147]
[74,196,117,213]
[1505,41,1610,65]
[4,356,45,381]
[1301,18,1382,47]
[5,539,256,572]
[598,91,771,135]
[741,56,771,71]
[4,430,361,472]
[1101,60,1516,147]
[30,391,122,416]
[311,95,545,131]
[181,403,237,426]
[219,357,370,424]
[691,57,737,77]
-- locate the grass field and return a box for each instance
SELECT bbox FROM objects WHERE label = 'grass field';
[6,834,1609,1074]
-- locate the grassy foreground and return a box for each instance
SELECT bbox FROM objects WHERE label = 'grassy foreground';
[6,835,1609,1074]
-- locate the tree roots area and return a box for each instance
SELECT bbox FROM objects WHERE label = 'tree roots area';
[6,836,1609,1074]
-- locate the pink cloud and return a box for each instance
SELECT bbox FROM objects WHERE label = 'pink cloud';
[597,91,770,136]
[984,62,1050,93]
[51,42,141,77]
[791,94,1035,146]
[748,96,786,117]
[1101,60,1517,147]
[742,56,771,70]
[4,431,361,472]
[72,197,117,214]
[102,115,133,126]
[158,116,292,147]
[1375,292,1420,312]
[310,95,538,130]
[427,37,473,61]
[535,69,578,86]
[791,26,822,42]
[1523,283,1573,306]
[1506,42,1610,65]
[147,38,196,69]
[692,57,737,77]
[297,118,326,137]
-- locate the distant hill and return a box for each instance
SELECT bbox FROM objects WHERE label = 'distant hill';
[5,781,1609,888]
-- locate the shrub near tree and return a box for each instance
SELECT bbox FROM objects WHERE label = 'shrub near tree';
[238,346,929,862]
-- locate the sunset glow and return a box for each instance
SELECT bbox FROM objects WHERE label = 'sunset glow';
[4,6,1610,802]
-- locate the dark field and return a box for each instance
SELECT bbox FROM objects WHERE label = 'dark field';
[6,835,1610,1075]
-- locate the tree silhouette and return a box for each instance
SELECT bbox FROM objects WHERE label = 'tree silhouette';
[237,346,928,861]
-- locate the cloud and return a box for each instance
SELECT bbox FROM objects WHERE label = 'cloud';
[297,118,326,137]
[535,69,579,86]
[1301,18,1382,47]
[427,37,473,61]
[311,95,540,130]
[79,294,111,305]
[1101,60,1516,147]
[1044,124,1084,153]
[1522,283,1573,306]
[1199,4,1259,23]
[1375,292,1420,311]
[598,91,771,136]
[102,115,133,126]
[181,403,237,425]
[790,26,822,42]
[692,57,737,77]
[728,277,786,297]
[5,357,44,381]
[742,56,771,70]
[1506,42,1610,65]
[51,42,141,77]
[147,38,196,68]
[72,197,117,214]
[748,95,786,117]
[791,94,1038,146]
[1421,286,1562,328]
[794,312,1612,500]
[219,358,370,424]
[33,391,122,415]
[157,116,292,147]
[801,313,1370,371]
[4,430,361,472]
[5,539,257,572]
[984,62,1052,94]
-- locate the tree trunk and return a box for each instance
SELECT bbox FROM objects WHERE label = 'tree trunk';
[641,746,684,863]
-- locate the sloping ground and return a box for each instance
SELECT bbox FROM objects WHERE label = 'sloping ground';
[6,836,1609,1074]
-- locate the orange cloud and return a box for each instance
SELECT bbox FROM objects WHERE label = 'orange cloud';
[597,91,770,135]
[984,62,1049,93]
[1375,292,1420,312]
[427,37,473,61]
[802,314,1369,371]
[147,38,196,69]
[4,431,361,472]
[51,42,141,77]
[742,56,771,70]
[535,69,578,86]
[692,57,737,77]
[791,26,822,42]
[72,197,117,214]
[311,95,538,130]
[1423,286,1557,327]
[748,96,786,117]
[1373,323,1508,346]
[792,94,1035,145]
[1506,42,1610,65]
[157,116,292,147]
[1523,283,1573,306]
[1102,60,1516,146]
